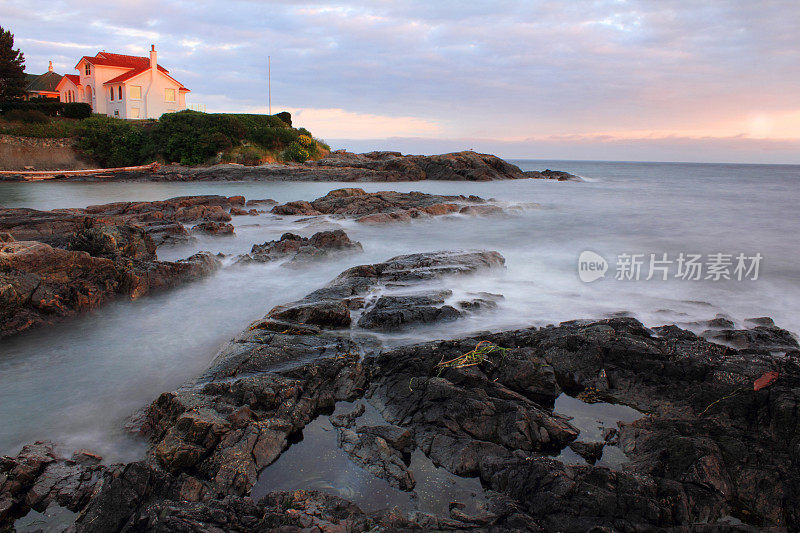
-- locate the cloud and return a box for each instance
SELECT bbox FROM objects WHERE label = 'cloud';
[282,108,441,139]
[4,0,800,162]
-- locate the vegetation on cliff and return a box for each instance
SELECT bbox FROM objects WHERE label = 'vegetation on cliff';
[0,108,328,167]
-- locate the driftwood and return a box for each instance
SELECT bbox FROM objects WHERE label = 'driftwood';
[0,162,160,181]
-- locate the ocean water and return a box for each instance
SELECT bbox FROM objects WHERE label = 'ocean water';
[0,160,799,461]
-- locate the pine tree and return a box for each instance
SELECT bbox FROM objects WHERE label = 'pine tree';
[0,26,26,101]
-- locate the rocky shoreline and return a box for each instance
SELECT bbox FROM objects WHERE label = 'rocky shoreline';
[1,242,799,531]
[0,190,517,338]
[0,151,581,183]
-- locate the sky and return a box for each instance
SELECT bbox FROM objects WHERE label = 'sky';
[3,0,800,163]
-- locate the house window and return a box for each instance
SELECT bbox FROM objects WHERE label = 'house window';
[84,63,91,75]
[114,110,119,117]
[118,86,123,100]
[130,86,141,99]
[110,87,114,101]
[165,88,175,102]
[131,107,140,118]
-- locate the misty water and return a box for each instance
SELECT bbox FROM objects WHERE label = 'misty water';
[1,160,799,464]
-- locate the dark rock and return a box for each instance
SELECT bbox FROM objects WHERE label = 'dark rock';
[357,292,461,330]
[0,239,221,338]
[5,251,800,531]
[0,195,235,247]
[268,250,506,333]
[237,229,362,265]
[30,151,533,182]
[0,442,105,527]
[191,220,234,235]
[330,404,365,429]
[568,441,605,463]
[270,188,509,223]
[745,317,775,327]
[523,169,583,181]
[706,315,735,329]
[702,324,799,352]
[337,427,415,490]
[245,198,277,207]
[68,224,156,261]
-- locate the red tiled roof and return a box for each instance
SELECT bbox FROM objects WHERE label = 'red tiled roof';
[55,74,82,91]
[104,67,149,84]
[76,51,169,73]
[77,51,189,91]
[102,66,189,91]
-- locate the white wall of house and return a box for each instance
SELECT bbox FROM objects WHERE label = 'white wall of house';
[78,61,131,116]
[117,73,186,119]
[58,79,82,104]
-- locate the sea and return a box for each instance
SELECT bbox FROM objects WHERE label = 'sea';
[0,159,798,460]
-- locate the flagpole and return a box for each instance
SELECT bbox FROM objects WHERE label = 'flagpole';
[268,56,272,115]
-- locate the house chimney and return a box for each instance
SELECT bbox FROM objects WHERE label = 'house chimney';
[150,44,157,71]
[48,61,53,72]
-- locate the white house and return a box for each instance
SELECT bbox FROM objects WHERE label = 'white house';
[55,45,189,119]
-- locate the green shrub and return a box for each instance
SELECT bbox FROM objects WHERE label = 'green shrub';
[74,116,150,167]
[0,100,90,118]
[235,146,264,166]
[4,109,49,123]
[251,125,298,149]
[11,107,319,167]
[61,103,92,119]
[150,110,248,165]
[0,120,76,138]
[283,142,309,163]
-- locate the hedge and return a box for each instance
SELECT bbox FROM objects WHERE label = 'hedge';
[0,101,92,119]
[71,110,315,166]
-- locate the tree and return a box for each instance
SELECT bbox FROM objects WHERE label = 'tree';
[0,26,26,101]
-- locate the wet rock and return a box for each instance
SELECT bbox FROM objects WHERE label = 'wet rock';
[271,200,320,216]
[702,324,799,352]
[330,404,365,429]
[191,220,234,235]
[369,338,579,476]
[6,254,800,530]
[357,292,462,330]
[237,229,362,265]
[745,316,775,327]
[245,198,277,207]
[271,188,508,223]
[459,204,505,216]
[144,222,193,247]
[40,151,536,182]
[457,292,503,311]
[523,169,583,181]
[0,240,221,337]
[267,250,506,333]
[337,427,415,490]
[568,441,605,463]
[68,224,156,261]
[0,442,105,528]
[706,316,735,329]
[0,241,120,337]
[0,195,237,247]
